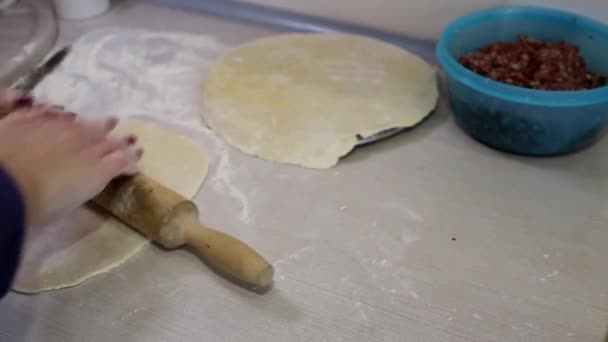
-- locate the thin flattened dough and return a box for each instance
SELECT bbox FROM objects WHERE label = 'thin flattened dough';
[203,33,438,169]
[13,119,210,293]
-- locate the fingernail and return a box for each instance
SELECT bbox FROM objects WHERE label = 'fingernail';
[135,148,143,158]
[66,112,77,119]
[15,96,33,108]
[126,134,137,145]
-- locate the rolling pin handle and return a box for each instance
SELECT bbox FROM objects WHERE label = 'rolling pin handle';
[184,223,274,289]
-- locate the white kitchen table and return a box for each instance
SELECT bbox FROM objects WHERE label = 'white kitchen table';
[0,1,607,341]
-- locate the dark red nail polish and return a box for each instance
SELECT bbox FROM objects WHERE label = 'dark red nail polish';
[136,149,143,158]
[126,135,137,145]
[15,96,33,108]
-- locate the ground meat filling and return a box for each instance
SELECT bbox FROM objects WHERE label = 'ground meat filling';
[459,35,606,91]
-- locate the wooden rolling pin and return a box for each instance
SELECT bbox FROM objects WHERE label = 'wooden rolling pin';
[92,173,274,290]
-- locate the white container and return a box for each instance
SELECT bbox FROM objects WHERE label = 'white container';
[52,0,110,20]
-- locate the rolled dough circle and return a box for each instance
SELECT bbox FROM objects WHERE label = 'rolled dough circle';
[13,119,210,293]
[202,33,438,169]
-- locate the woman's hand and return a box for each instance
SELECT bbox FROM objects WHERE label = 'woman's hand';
[0,106,143,226]
[0,89,31,117]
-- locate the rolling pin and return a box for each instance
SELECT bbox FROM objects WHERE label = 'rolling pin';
[92,173,274,289]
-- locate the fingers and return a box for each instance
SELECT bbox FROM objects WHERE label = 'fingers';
[36,105,76,121]
[125,148,144,175]
[0,89,32,118]
[0,90,75,122]
[75,116,119,143]
[9,104,73,122]
[92,134,137,157]
[100,142,143,180]
[30,111,118,146]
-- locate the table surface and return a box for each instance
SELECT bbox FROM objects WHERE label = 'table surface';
[1,1,607,341]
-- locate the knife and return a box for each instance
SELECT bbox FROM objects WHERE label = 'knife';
[12,46,71,93]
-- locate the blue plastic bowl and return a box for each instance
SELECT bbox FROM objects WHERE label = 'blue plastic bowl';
[436,6,608,155]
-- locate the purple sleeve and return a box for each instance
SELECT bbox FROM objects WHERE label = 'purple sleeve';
[0,167,25,298]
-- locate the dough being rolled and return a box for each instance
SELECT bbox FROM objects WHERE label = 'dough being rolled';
[13,119,210,293]
[202,33,438,168]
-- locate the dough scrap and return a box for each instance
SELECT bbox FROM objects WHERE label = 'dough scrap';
[13,119,210,293]
[202,33,438,169]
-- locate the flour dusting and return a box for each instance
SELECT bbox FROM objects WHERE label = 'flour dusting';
[211,142,252,223]
[113,185,136,214]
[401,228,419,244]
[33,28,253,223]
[406,208,424,223]
[540,270,559,282]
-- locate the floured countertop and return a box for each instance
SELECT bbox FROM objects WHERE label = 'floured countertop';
[0,2,607,342]
[0,0,57,86]
[33,28,254,224]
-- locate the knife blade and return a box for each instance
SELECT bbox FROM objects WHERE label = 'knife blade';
[12,46,71,93]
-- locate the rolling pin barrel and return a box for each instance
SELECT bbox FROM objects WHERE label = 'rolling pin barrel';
[93,174,186,244]
[93,174,274,289]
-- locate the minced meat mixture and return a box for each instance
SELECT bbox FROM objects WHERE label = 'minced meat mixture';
[459,35,606,91]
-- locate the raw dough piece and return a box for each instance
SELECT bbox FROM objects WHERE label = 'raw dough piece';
[13,119,210,293]
[202,33,438,168]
